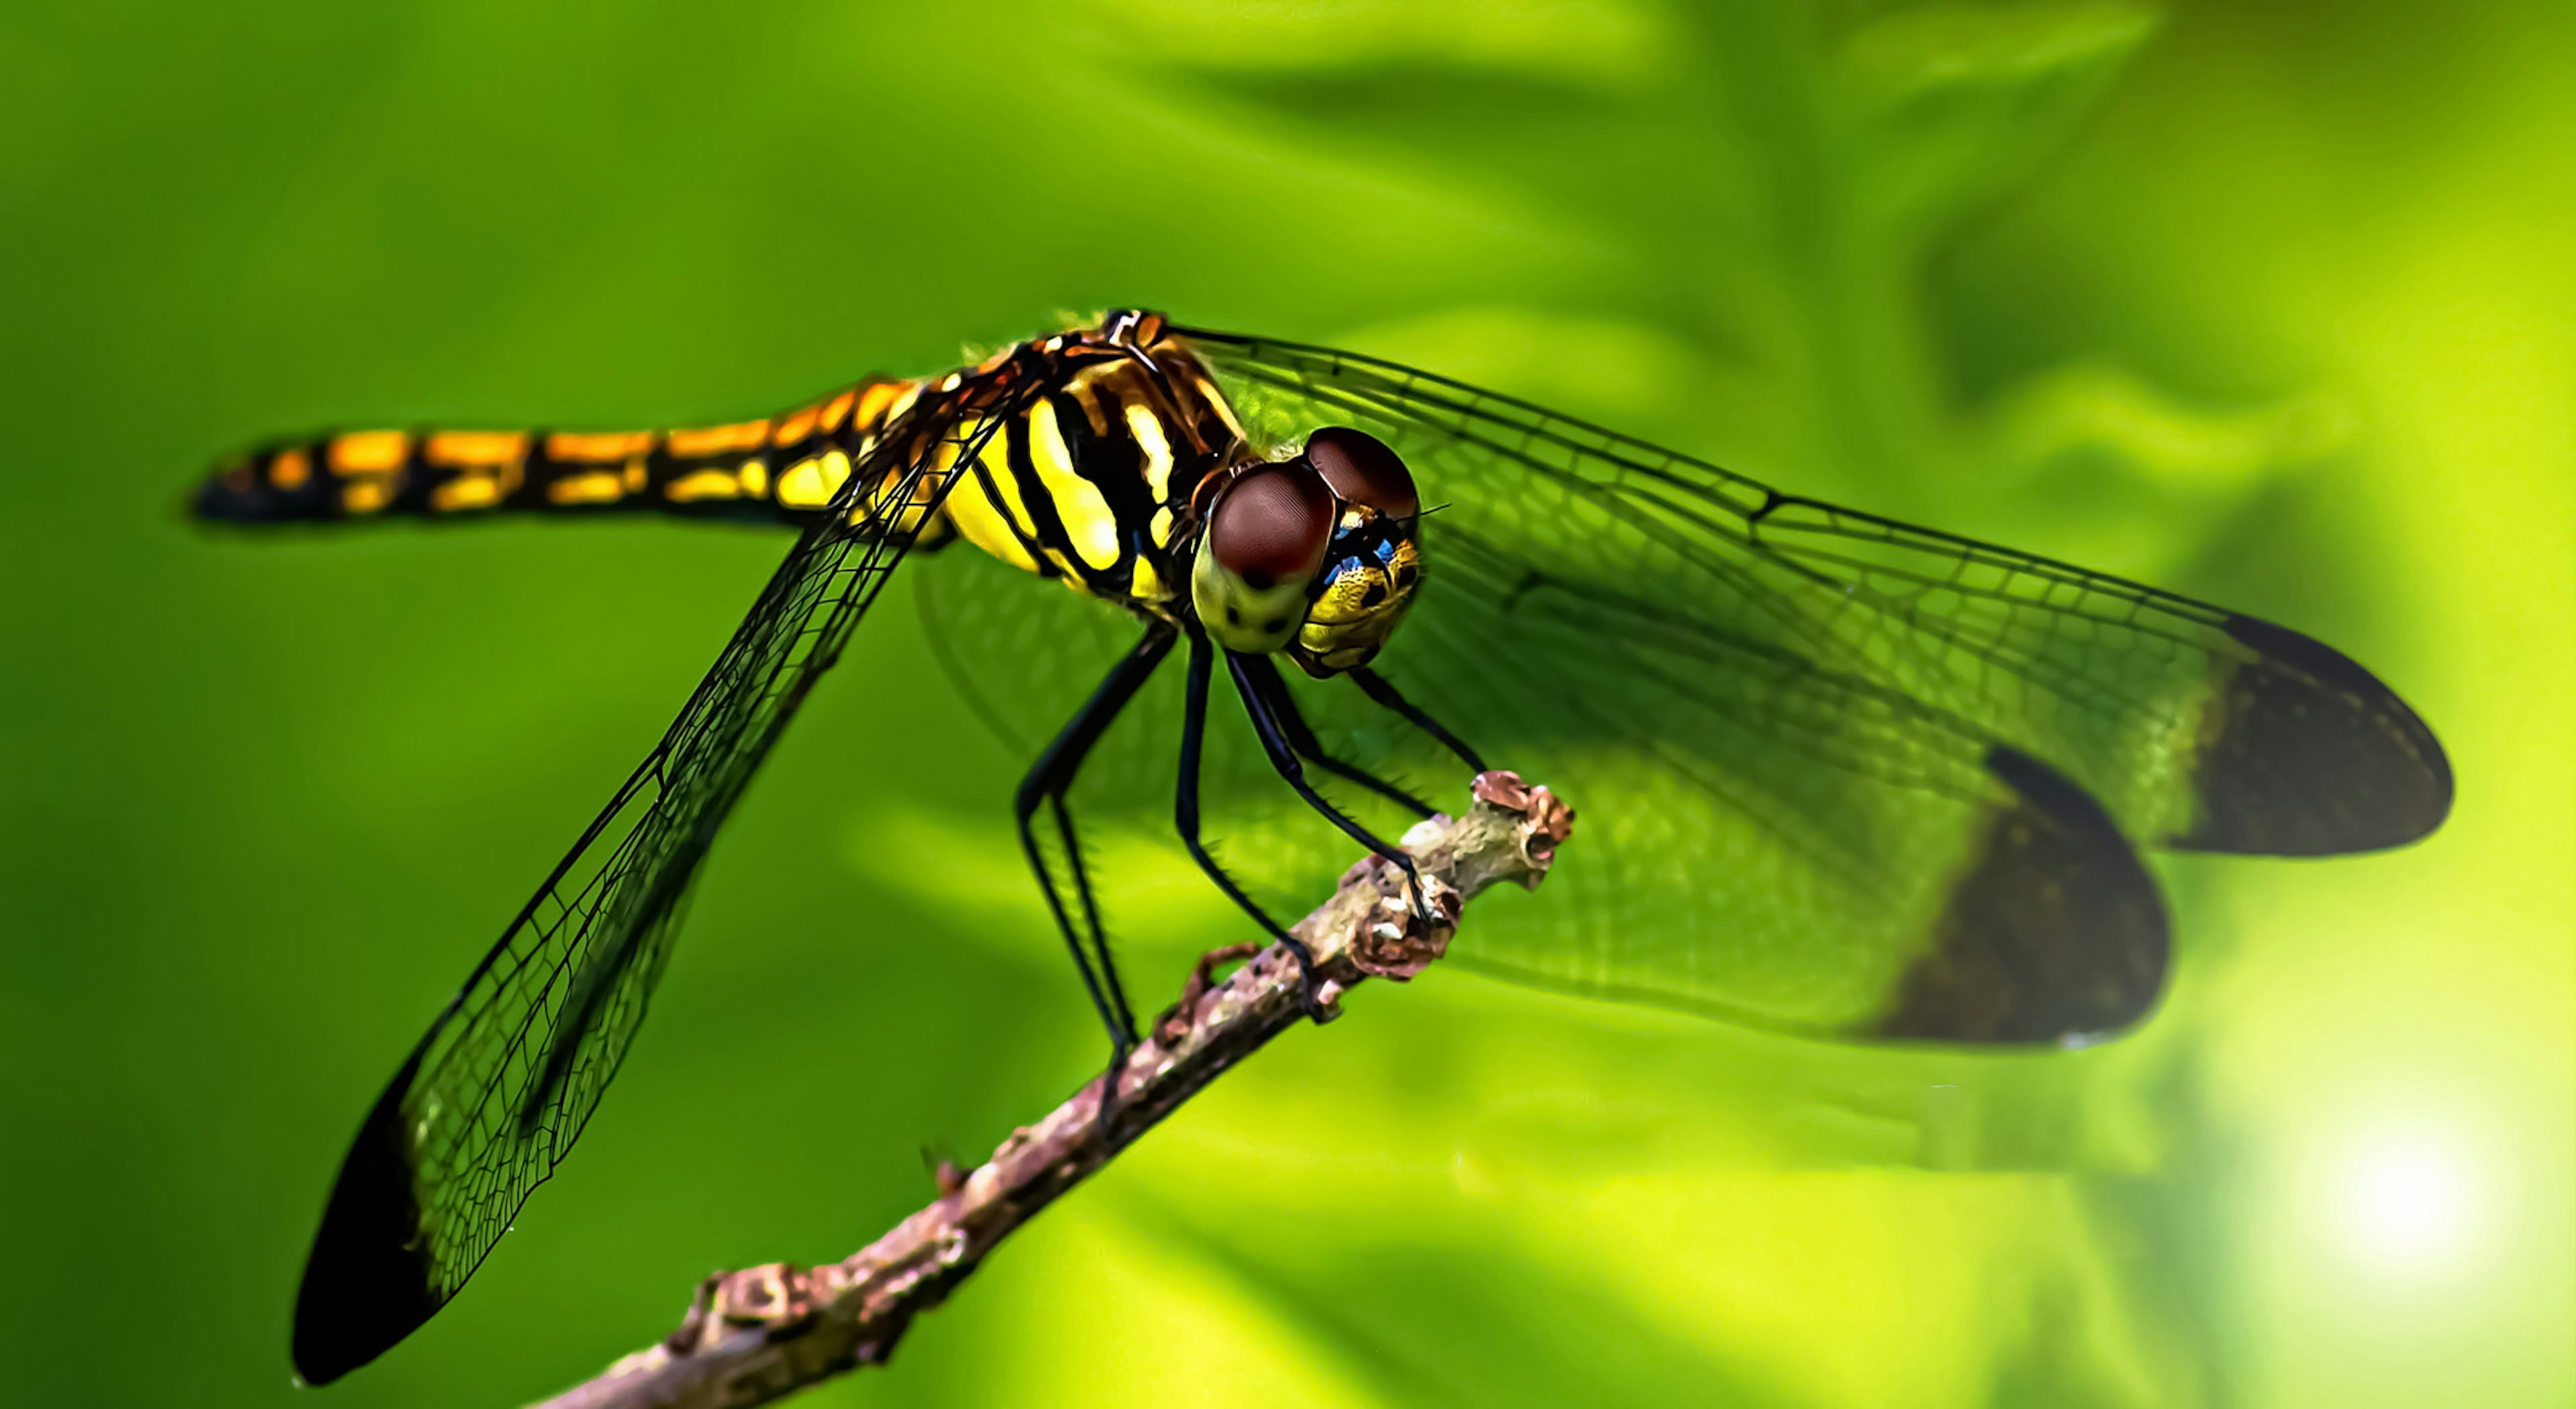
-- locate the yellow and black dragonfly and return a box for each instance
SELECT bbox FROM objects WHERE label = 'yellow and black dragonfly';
[198,310,2451,1384]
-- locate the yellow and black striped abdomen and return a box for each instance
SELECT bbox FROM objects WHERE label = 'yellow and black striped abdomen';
[193,378,924,529]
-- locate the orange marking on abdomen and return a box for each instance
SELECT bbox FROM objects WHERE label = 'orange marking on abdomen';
[666,420,769,459]
[855,381,910,427]
[546,431,655,464]
[329,431,409,474]
[270,447,313,489]
[817,389,857,434]
[771,405,820,447]
[425,431,529,467]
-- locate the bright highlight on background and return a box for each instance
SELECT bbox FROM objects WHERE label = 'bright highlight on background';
[2334,1127,2478,1273]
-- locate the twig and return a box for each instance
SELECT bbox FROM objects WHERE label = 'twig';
[529,772,1574,1409]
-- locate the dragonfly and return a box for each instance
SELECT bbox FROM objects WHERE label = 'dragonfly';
[199,309,2451,1384]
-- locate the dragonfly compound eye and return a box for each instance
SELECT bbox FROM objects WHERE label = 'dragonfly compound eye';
[1193,460,1334,653]
[1303,426,1418,519]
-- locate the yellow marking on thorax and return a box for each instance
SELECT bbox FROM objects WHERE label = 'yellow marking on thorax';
[1193,374,1247,445]
[1130,555,1170,603]
[1124,400,1175,507]
[939,424,1044,574]
[1065,380,1114,438]
[1029,399,1120,573]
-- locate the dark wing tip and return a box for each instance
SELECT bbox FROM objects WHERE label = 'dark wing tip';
[1864,747,2169,1045]
[292,1055,441,1386]
[2171,614,2453,856]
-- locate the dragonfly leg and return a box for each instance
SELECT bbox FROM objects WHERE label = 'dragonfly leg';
[1350,666,1487,774]
[1175,635,1337,1025]
[1234,653,1436,819]
[1226,651,1438,931]
[1015,623,1178,1145]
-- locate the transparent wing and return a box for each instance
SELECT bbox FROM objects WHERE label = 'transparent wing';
[1150,326,2447,1041]
[290,376,1032,1385]
[912,538,1392,920]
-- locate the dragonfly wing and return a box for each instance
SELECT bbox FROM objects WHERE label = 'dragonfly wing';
[1178,327,2447,1043]
[1743,496,2451,855]
[291,381,1028,1384]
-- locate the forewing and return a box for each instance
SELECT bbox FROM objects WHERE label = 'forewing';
[1178,327,2447,1042]
[290,381,1029,1384]
[1739,498,2453,855]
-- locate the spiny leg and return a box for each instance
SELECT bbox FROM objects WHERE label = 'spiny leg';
[1175,635,1336,1024]
[1232,652,1435,819]
[1047,798,1134,1043]
[1351,666,1487,774]
[1225,651,1436,929]
[1014,623,1177,1140]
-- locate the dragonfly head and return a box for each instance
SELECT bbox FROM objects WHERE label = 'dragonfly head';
[1191,426,1421,676]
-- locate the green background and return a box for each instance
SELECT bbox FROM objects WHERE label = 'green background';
[3,1,2569,1405]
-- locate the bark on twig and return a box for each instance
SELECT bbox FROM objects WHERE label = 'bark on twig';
[529,772,1574,1409]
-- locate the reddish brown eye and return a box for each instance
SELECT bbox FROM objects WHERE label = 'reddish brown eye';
[1303,427,1417,519]
[1208,462,1333,588]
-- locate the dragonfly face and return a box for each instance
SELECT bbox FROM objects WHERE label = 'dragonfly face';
[201,308,2451,1384]
[1187,425,1425,673]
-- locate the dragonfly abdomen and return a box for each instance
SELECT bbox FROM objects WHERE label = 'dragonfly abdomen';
[189,331,1243,618]
[192,379,926,529]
